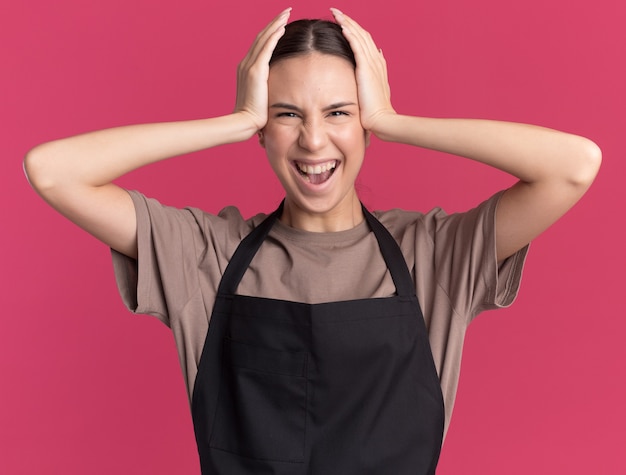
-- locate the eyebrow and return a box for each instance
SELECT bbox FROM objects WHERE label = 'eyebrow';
[270,102,357,112]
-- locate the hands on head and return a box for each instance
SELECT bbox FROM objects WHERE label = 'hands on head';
[330,8,396,133]
[24,7,600,257]
[234,8,292,133]
[234,8,396,138]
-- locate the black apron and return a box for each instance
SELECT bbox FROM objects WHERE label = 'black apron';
[191,203,444,474]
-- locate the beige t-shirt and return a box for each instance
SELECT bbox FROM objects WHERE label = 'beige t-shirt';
[112,190,528,436]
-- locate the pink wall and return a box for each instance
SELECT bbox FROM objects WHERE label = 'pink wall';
[3,0,624,473]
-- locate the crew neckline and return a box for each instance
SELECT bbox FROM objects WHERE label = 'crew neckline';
[270,215,372,244]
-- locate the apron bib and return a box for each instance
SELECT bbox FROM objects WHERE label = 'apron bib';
[192,203,444,474]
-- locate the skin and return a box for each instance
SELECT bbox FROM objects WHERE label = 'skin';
[331,8,601,261]
[263,53,367,231]
[23,7,601,262]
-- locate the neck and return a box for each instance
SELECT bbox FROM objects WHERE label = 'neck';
[279,194,364,232]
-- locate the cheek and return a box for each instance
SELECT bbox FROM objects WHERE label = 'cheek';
[336,125,368,151]
[263,124,298,161]
[262,135,282,161]
[262,123,291,150]
[261,128,290,172]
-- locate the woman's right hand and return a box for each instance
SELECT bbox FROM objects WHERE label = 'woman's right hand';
[234,8,291,133]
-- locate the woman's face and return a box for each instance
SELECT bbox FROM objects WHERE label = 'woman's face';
[262,52,367,230]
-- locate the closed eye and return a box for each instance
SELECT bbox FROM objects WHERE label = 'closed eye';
[276,112,299,118]
[328,110,350,117]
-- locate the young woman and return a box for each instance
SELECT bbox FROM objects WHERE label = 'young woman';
[24,8,601,474]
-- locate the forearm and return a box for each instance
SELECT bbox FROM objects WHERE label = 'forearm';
[24,112,257,192]
[373,115,601,186]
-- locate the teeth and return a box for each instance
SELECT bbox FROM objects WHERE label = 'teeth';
[296,160,337,175]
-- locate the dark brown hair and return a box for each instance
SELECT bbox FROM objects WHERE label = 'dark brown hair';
[270,19,356,68]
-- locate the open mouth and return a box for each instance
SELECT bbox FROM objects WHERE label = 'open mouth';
[294,160,338,185]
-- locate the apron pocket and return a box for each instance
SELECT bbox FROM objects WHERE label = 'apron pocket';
[209,338,308,463]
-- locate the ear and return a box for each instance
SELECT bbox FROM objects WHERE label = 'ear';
[258,130,265,148]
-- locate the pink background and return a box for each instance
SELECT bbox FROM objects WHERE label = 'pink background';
[2,0,625,473]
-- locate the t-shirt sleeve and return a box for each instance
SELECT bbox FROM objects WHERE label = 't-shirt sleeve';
[428,191,529,322]
[110,190,210,327]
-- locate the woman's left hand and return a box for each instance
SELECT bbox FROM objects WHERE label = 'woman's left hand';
[331,8,396,135]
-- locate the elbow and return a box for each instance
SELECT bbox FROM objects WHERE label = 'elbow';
[23,142,61,195]
[23,145,44,192]
[23,145,46,193]
[568,137,602,189]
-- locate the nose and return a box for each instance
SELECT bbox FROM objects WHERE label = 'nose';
[298,118,328,152]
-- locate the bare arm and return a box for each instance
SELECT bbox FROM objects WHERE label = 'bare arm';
[24,115,258,258]
[24,8,291,259]
[332,9,601,261]
[369,116,601,261]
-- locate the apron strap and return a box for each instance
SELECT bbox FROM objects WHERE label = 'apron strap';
[216,201,283,296]
[361,205,416,297]
[218,201,416,298]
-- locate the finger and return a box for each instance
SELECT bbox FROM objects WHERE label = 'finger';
[254,8,292,47]
[331,9,382,68]
[332,11,389,101]
[331,9,392,112]
[331,9,375,48]
[379,49,391,98]
[244,8,290,65]
[243,8,291,66]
